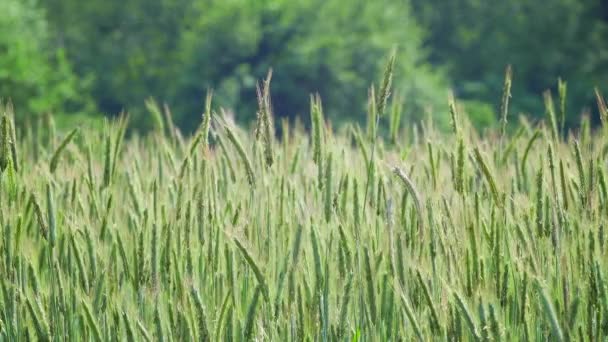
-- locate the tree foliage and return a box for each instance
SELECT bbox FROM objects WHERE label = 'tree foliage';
[172,0,445,128]
[42,0,445,130]
[2,0,607,132]
[412,0,608,127]
[0,0,91,121]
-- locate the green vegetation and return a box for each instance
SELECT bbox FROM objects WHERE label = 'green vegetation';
[412,0,608,125]
[3,0,607,131]
[0,0,92,117]
[1,61,608,340]
[39,0,443,130]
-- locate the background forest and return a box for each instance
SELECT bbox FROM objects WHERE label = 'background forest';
[2,0,608,132]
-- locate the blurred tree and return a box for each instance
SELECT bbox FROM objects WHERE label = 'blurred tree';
[0,0,91,122]
[43,0,191,129]
[38,0,608,132]
[411,0,608,128]
[43,0,446,132]
[173,0,446,129]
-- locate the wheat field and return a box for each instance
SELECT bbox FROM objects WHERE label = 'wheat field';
[1,65,608,341]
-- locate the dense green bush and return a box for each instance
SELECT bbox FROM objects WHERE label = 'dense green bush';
[0,0,92,122]
[10,0,608,132]
[43,0,446,132]
[461,100,497,131]
[412,0,608,127]
[172,0,446,129]
[44,0,188,127]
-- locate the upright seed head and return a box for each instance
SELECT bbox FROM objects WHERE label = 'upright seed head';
[46,184,56,247]
[151,223,159,288]
[389,96,403,143]
[102,131,112,189]
[353,178,361,232]
[5,103,18,172]
[367,86,377,139]
[455,138,466,194]
[558,79,567,134]
[544,91,559,141]
[573,140,586,206]
[448,91,460,136]
[0,114,10,172]
[500,65,512,137]
[111,115,129,180]
[311,94,324,165]
[144,97,166,134]
[363,248,377,321]
[255,83,264,142]
[559,160,569,210]
[377,49,396,117]
[596,88,607,126]
[255,70,274,167]
[201,91,213,152]
[536,163,545,235]
[324,152,333,222]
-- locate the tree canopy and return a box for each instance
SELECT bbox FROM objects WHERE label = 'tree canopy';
[412,0,608,126]
[0,0,91,119]
[1,0,607,132]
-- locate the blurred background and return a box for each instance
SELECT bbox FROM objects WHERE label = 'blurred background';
[1,0,607,133]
